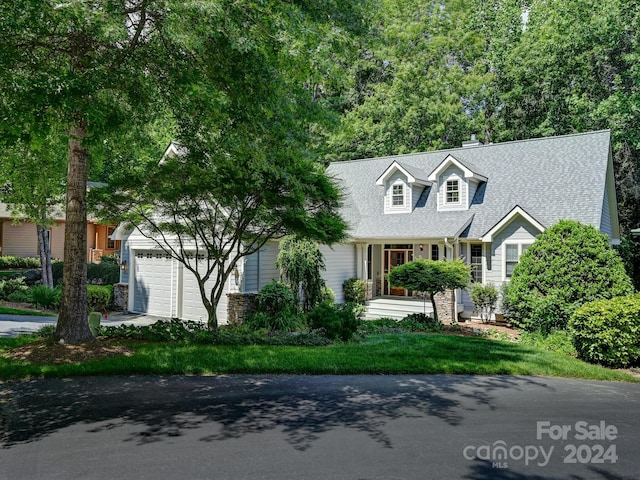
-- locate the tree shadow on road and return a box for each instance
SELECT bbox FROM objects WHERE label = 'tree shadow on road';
[1,374,550,451]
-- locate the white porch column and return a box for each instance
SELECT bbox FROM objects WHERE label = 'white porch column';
[355,243,368,279]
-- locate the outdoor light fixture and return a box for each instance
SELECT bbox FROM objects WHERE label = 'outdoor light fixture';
[120,260,128,272]
[233,267,240,285]
[419,244,424,251]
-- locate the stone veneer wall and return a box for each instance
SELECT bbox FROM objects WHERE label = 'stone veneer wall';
[227,293,259,325]
[113,283,128,311]
[434,289,455,324]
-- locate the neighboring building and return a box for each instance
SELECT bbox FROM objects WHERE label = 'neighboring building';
[0,202,119,263]
[116,130,620,323]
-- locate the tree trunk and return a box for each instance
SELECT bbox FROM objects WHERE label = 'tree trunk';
[36,224,53,288]
[430,293,439,324]
[54,120,94,343]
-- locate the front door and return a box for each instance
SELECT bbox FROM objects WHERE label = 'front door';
[384,245,413,296]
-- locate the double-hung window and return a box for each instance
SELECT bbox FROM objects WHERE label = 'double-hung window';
[505,243,532,278]
[470,244,482,283]
[446,180,459,204]
[392,184,404,206]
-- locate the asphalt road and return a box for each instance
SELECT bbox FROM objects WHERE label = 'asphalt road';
[1,375,639,480]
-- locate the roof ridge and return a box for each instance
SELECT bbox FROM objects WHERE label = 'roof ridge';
[329,130,611,165]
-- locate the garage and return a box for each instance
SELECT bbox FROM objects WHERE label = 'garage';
[131,250,176,317]
[130,249,231,323]
[179,263,229,323]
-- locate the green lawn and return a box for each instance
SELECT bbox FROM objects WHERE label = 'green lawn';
[0,306,56,316]
[0,333,636,382]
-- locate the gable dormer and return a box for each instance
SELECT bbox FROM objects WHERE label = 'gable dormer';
[376,161,431,214]
[427,155,487,211]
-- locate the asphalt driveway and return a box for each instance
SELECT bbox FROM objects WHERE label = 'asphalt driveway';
[1,374,639,479]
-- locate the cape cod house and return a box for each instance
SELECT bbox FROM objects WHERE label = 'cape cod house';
[113,130,620,323]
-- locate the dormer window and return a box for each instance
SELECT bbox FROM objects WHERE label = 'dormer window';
[428,155,487,211]
[446,180,460,204]
[392,184,404,206]
[376,161,431,214]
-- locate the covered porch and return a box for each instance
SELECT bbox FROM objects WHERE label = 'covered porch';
[354,240,475,323]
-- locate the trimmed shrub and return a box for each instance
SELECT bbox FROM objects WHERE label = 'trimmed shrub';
[306,302,360,341]
[504,220,634,333]
[255,281,296,317]
[343,277,366,304]
[87,284,114,312]
[52,262,120,286]
[29,285,62,310]
[0,277,29,300]
[0,256,41,269]
[569,294,640,368]
[87,262,120,285]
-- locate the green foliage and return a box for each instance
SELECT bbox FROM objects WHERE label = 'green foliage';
[504,220,634,333]
[388,259,471,323]
[28,286,61,310]
[277,236,327,312]
[399,313,440,332]
[244,311,303,333]
[343,277,367,304]
[51,261,64,286]
[52,262,120,286]
[616,235,640,291]
[306,302,361,341]
[321,286,336,304]
[99,255,119,265]
[520,330,577,357]
[0,257,41,269]
[100,319,331,346]
[358,315,441,335]
[569,294,640,368]
[469,283,499,323]
[255,281,296,318]
[0,277,29,300]
[87,262,120,285]
[87,285,114,312]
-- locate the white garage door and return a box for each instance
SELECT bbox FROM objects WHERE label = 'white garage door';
[132,250,175,316]
[181,264,229,325]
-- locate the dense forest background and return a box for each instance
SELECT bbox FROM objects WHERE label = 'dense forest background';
[313,0,640,286]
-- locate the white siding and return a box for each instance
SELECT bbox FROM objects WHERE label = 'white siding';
[437,166,468,211]
[2,222,37,257]
[320,244,356,303]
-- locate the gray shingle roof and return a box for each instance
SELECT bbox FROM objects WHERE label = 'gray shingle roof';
[327,130,611,240]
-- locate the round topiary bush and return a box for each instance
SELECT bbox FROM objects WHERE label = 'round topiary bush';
[569,294,640,368]
[504,220,634,333]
